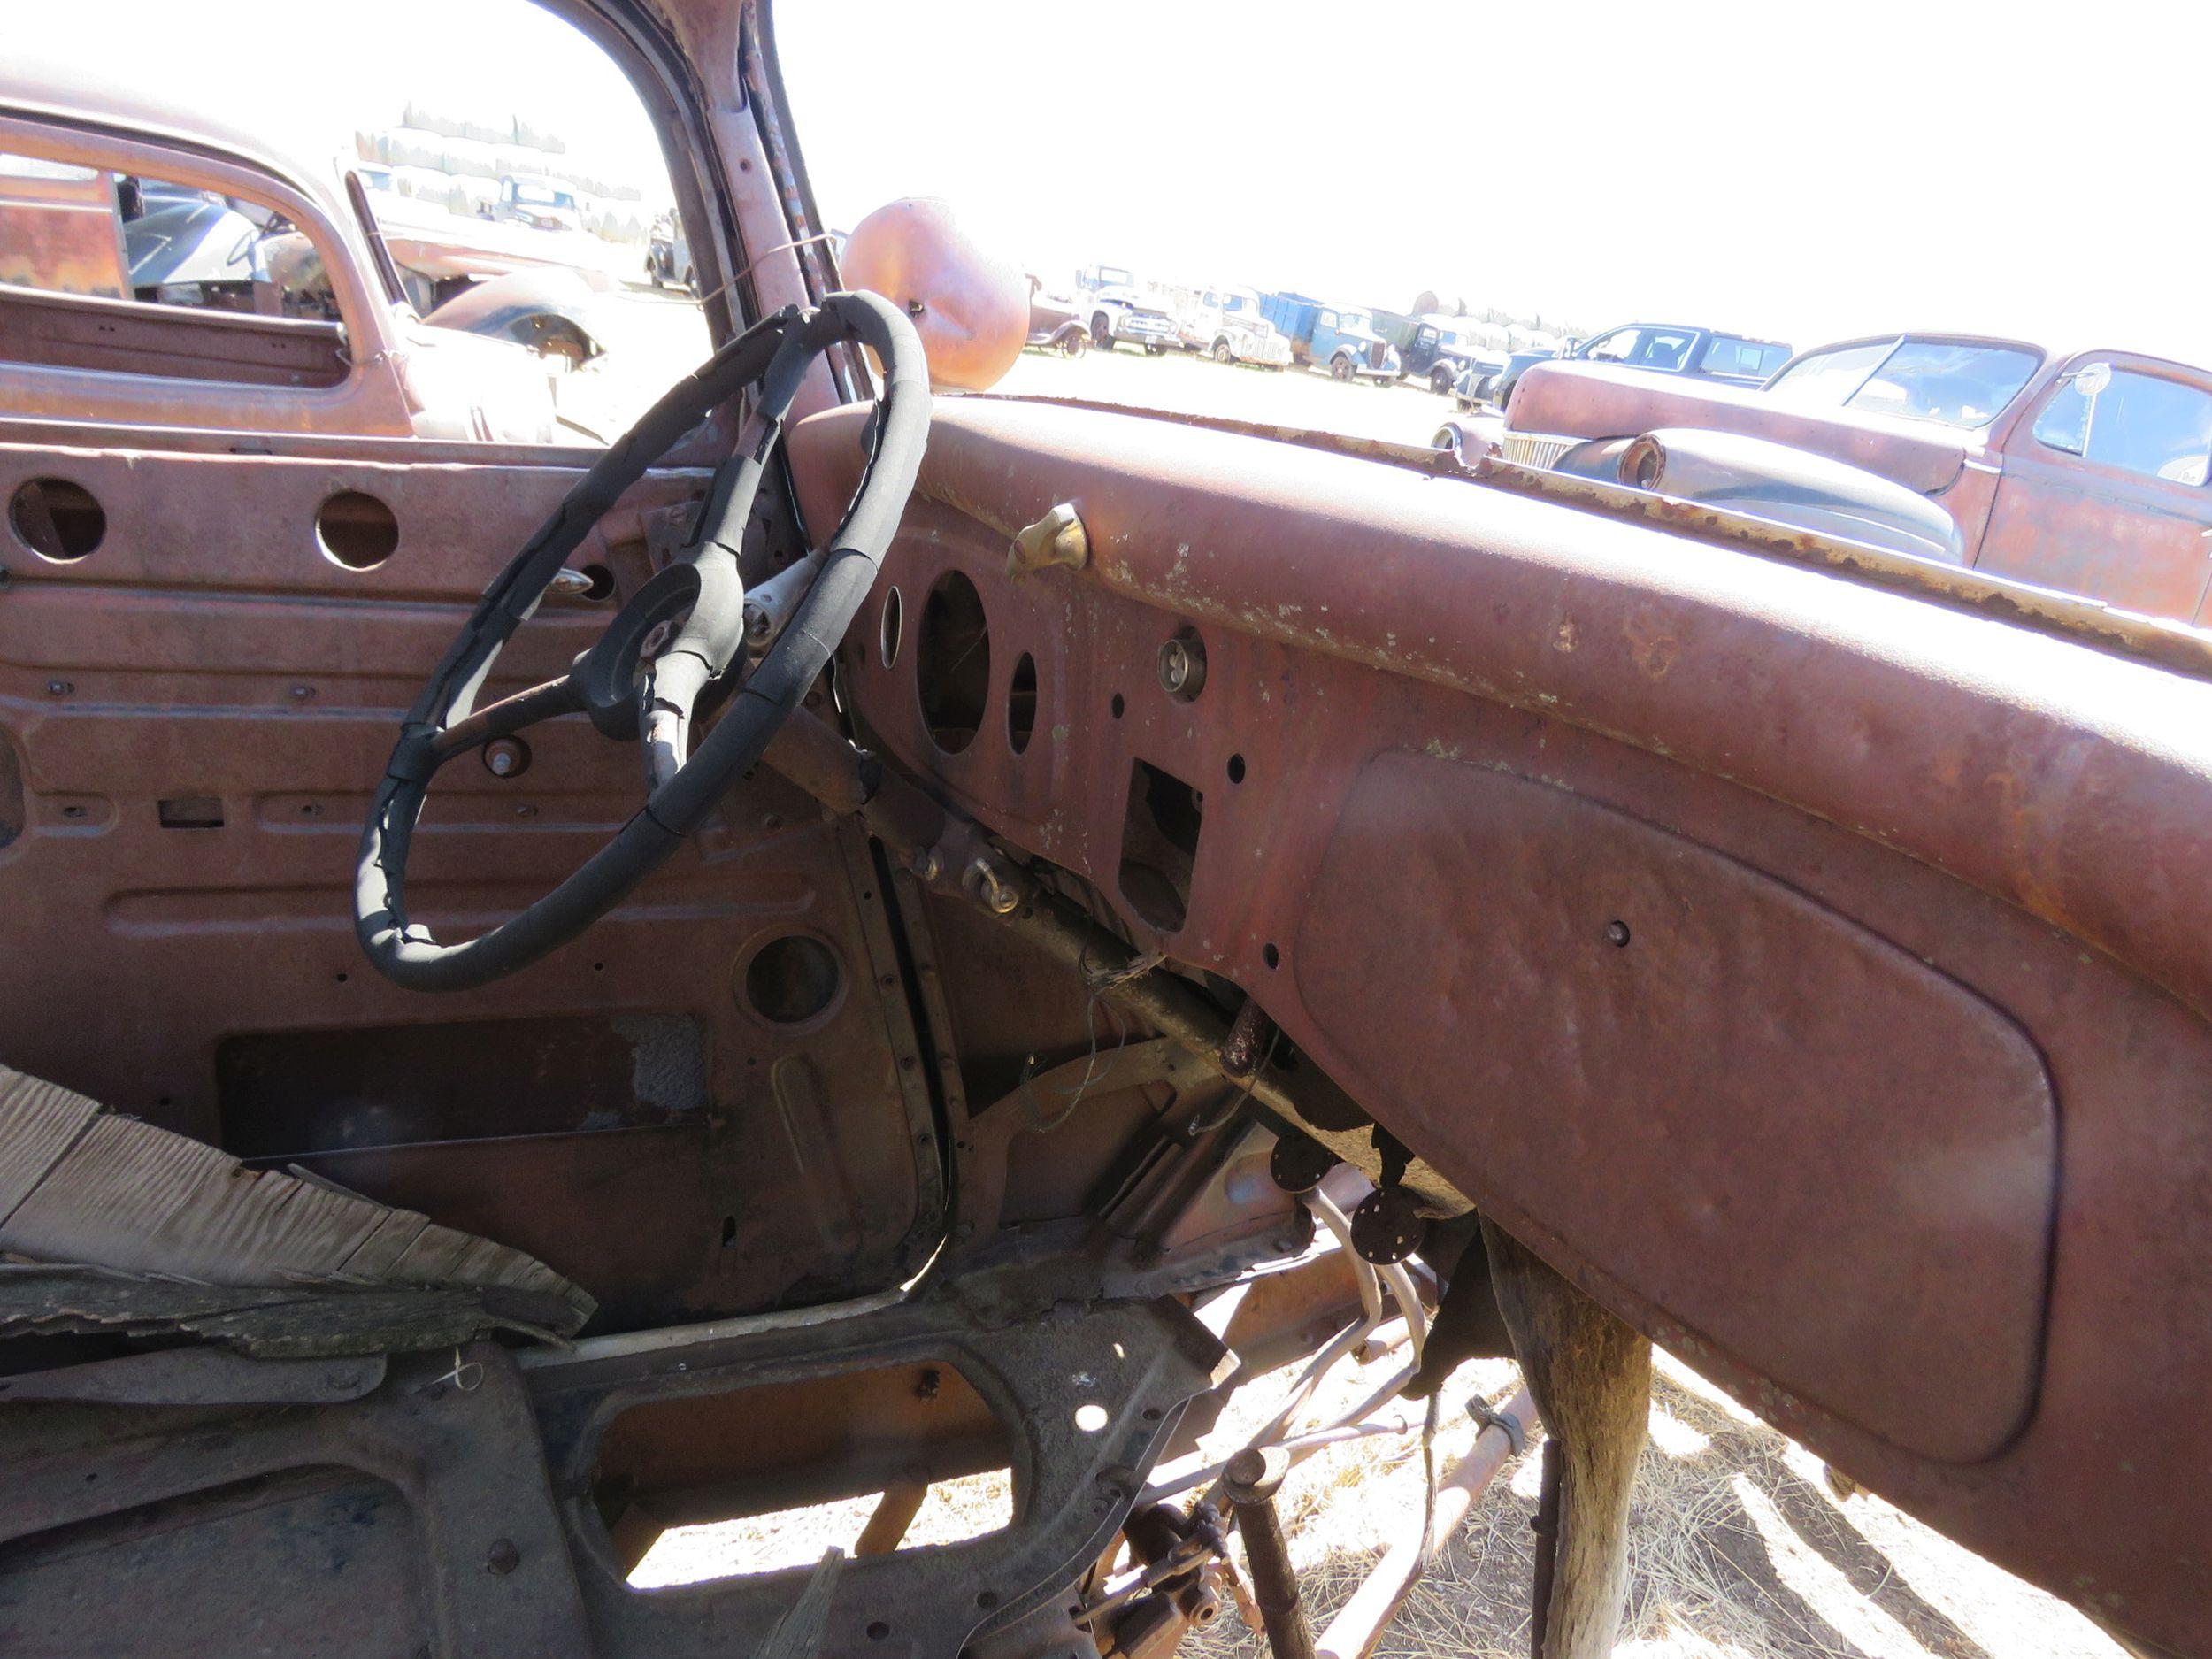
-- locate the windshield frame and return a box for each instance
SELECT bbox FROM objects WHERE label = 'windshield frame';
[1763,334,2048,429]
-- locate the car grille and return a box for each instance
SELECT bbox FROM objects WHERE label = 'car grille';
[1368,341,1388,372]
[1502,431,1579,471]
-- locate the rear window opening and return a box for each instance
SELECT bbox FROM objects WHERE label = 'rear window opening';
[592,1360,1018,1590]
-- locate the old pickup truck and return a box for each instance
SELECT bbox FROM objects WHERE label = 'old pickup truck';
[2,10,2210,1659]
[1473,332,2212,623]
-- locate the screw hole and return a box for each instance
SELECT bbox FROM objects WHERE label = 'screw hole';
[976,1591,998,1611]
[720,1215,737,1247]
[1110,692,1125,719]
[867,1623,891,1641]
[334,972,349,984]
[1226,753,1246,784]
[1263,942,1280,970]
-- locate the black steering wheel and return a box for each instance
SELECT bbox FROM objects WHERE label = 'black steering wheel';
[355,291,929,992]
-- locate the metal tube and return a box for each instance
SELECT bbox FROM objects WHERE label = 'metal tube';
[1224,1447,1317,1659]
[1312,1387,1537,1659]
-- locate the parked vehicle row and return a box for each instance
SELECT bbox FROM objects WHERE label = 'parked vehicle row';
[1436,327,2212,628]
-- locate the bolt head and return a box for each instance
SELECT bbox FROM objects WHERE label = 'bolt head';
[45,680,71,697]
[1157,641,1190,691]
[481,737,530,780]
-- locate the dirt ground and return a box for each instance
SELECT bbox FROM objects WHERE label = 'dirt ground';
[991,338,1467,449]
[572,293,1472,453]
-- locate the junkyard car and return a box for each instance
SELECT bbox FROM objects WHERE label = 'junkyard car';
[1074,261,1179,353]
[1024,273,1088,355]
[1488,332,2212,620]
[1460,344,1555,410]
[645,210,693,291]
[4,12,2212,1659]
[1180,284,1292,367]
[0,105,606,442]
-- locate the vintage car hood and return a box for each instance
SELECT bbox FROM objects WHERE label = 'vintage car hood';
[1509,361,1975,495]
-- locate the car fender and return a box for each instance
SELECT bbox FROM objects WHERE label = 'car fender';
[421,266,608,361]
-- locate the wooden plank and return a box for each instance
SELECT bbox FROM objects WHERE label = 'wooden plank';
[0,1067,102,1224]
[0,1066,594,1332]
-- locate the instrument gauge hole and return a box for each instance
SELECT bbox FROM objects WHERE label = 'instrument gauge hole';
[741,934,843,1026]
[916,571,988,752]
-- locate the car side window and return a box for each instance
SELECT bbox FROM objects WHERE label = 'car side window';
[4,6,705,446]
[1319,310,1338,329]
[2,156,338,324]
[2033,365,2212,487]
[1582,327,1639,364]
[1639,331,1694,369]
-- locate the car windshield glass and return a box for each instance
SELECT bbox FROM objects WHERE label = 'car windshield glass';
[1848,342,2039,427]
[1702,337,1791,377]
[1339,311,1370,333]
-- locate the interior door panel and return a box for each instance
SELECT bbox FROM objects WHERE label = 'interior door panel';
[0,431,941,1333]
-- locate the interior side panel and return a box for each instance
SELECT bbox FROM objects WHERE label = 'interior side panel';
[0,435,939,1331]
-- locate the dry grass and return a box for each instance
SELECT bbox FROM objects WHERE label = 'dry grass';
[1171,1347,2123,1659]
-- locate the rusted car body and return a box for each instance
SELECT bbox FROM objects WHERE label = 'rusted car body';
[1486,334,2212,623]
[0,6,2208,1659]
[0,82,584,442]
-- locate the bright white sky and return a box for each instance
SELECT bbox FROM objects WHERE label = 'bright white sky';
[777,0,2212,363]
[12,0,2211,364]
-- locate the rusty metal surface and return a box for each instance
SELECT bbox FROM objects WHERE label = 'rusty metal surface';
[0,102,415,436]
[1297,752,2055,1463]
[790,395,2212,1655]
[0,433,941,1335]
[0,1343,593,1658]
[0,1346,385,1407]
[529,1279,1225,1659]
[967,388,2212,681]
[0,284,350,388]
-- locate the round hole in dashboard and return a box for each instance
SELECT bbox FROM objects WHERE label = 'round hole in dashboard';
[916,570,989,754]
[9,478,104,563]
[1007,651,1038,754]
[741,933,843,1026]
[879,584,903,669]
[316,489,398,571]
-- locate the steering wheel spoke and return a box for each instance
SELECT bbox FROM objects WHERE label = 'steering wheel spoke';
[356,292,930,992]
[426,672,588,764]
